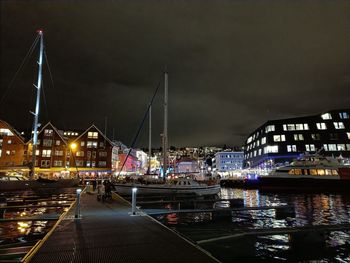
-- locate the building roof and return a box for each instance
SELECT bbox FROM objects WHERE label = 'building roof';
[73,124,114,146]
[0,120,25,143]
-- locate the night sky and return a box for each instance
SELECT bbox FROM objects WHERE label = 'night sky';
[1,1,350,148]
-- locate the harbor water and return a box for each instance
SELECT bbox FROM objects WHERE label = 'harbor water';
[151,188,350,262]
[0,188,76,262]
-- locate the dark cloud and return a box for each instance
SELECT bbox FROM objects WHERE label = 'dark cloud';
[1,1,350,147]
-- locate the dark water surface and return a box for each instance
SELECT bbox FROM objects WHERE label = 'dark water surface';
[153,188,350,262]
[0,188,76,261]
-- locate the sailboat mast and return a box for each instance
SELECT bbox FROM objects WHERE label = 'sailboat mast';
[31,30,44,177]
[148,105,152,173]
[163,70,168,180]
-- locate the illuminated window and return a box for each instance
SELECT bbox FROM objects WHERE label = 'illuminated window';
[0,128,13,136]
[76,151,84,157]
[333,122,345,129]
[310,169,317,175]
[293,134,304,141]
[273,135,286,142]
[337,144,345,151]
[325,169,332,176]
[88,132,98,139]
[264,145,278,153]
[339,112,349,119]
[5,150,10,156]
[305,144,315,151]
[303,124,309,130]
[7,139,12,144]
[258,149,262,155]
[42,149,52,157]
[321,113,332,120]
[44,129,53,136]
[261,137,266,145]
[35,150,40,156]
[325,144,337,151]
[332,170,338,175]
[265,125,275,133]
[55,140,60,146]
[81,141,85,147]
[317,169,325,175]
[87,141,98,148]
[287,145,297,152]
[316,123,327,130]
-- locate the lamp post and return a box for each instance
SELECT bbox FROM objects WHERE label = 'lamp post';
[132,187,137,215]
[75,188,82,219]
[70,143,79,178]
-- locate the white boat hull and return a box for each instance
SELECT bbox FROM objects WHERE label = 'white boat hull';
[114,183,221,196]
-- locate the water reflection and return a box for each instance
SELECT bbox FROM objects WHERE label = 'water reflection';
[153,188,350,262]
[0,188,76,260]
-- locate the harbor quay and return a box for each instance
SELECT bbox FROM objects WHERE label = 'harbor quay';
[27,191,219,263]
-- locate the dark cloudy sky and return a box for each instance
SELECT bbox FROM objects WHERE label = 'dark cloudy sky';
[1,1,350,148]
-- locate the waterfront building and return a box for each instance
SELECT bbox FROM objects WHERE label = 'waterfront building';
[0,120,26,168]
[213,151,244,173]
[117,153,140,174]
[243,109,350,168]
[136,149,148,173]
[70,124,118,177]
[27,122,69,176]
[174,157,199,173]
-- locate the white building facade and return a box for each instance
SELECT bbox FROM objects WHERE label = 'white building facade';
[214,151,244,172]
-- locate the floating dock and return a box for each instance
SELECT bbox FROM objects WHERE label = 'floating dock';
[27,192,219,263]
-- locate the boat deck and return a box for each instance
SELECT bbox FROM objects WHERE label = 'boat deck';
[28,192,218,263]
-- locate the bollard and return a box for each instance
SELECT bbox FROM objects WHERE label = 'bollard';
[132,187,137,215]
[75,188,82,219]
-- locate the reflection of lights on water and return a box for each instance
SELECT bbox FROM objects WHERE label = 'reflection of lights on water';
[17,221,31,234]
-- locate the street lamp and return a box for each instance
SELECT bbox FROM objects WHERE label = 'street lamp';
[70,143,79,178]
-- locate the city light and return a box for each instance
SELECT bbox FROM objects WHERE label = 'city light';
[70,143,77,150]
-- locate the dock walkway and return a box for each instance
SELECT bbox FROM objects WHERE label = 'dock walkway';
[29,192,218,263]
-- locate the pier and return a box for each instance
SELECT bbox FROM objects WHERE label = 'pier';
[26,192,219,263]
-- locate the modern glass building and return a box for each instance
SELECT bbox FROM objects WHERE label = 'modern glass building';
[243,109,350,168]
[213,151,244,172]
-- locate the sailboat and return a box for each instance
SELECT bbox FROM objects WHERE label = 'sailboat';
[113,71,221,196]
[0,30,79,191]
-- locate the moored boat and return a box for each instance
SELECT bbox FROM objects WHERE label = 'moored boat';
[114,177,221,196]
[241,154,350,191]
[0,172,79,191]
